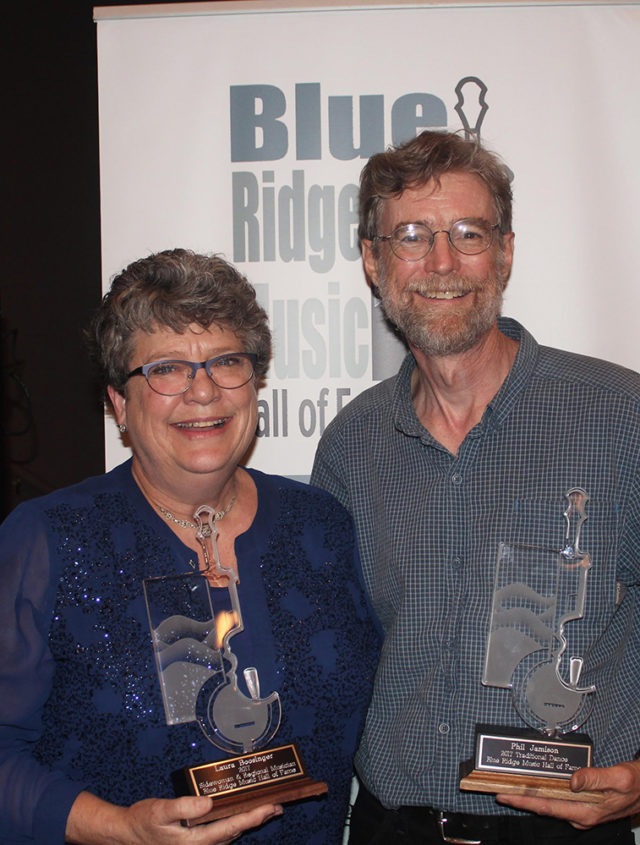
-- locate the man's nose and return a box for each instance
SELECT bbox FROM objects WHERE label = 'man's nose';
[423,230,457,274]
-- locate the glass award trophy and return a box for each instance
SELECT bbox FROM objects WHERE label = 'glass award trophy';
[143,506,327,826]
[460,489,603,803]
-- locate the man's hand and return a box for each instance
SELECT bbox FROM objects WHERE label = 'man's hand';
[497,759,640,829]
[66,791,283,844]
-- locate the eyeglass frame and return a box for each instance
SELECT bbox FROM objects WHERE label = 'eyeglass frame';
[373,218,502,262]
[125,352,258,396]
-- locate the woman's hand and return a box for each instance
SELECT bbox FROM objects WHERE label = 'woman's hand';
[66,791,283,844]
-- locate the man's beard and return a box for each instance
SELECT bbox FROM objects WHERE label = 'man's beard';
[376,260,507,358]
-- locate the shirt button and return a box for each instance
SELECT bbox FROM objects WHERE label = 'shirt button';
[451,556,462,570]
[451,473,462,485]
[438,723,450,734]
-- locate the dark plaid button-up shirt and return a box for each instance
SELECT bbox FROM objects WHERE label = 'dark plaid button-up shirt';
[312,317,640,813]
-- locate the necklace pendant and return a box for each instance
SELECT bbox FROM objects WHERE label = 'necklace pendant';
[200,523,213,538]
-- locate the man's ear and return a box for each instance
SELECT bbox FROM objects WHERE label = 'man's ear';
[499,231,515,289]
[361,239,381,292]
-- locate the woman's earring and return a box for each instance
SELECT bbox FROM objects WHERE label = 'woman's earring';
[118,423,128,433]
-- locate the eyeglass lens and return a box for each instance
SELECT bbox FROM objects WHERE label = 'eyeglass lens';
[386,219,496,260]
[146,354,254,395]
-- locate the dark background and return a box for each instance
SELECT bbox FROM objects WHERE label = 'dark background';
[2,1,181,519]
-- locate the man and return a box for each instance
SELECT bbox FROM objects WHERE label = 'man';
[311,131,640,844]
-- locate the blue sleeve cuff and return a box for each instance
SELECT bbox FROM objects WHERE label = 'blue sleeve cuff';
[33,778,86,845]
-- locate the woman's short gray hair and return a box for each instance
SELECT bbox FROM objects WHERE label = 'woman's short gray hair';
[89,249,271,402]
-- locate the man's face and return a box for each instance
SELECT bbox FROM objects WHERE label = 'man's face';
[362,171,514,357]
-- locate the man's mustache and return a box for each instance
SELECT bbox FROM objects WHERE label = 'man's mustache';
[406,274,479,295]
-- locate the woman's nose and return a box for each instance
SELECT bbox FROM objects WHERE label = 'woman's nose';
[185,367,222,402]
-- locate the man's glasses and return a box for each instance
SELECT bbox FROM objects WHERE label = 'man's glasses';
[374,218,500,261]
[126,352,257,396]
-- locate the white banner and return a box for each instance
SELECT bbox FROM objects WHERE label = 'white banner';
[96,0,640,479]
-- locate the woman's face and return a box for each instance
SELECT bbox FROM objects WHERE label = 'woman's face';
[108,323,258,497]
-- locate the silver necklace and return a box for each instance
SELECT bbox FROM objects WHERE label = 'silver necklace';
[156,477,237,538]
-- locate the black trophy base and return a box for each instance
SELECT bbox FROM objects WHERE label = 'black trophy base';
[173,742,328,826]
[459,725,603,804]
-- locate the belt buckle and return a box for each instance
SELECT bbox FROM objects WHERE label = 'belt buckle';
[437,811,482,845]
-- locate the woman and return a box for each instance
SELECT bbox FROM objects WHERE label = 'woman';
[0,249,379,844]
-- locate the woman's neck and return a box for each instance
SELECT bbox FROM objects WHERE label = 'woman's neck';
[132,461,259,576]
[131,459,237,524]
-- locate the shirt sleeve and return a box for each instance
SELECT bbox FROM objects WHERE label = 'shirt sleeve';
[629,465,640,582]
[310,421,350,510]
[0,504,85,844]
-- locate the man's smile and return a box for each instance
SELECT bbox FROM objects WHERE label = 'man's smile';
[420,289,469,300]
